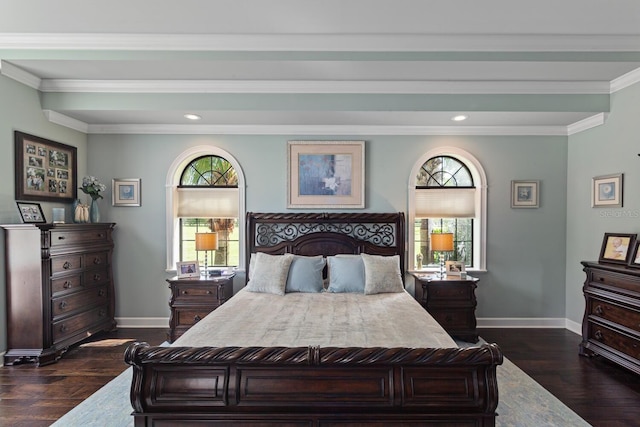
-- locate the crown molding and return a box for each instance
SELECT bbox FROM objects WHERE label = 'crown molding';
[610,66,640,93]
[0,60,40,89]
[40,78,611,95]
[2,33,640,52]
[84,123,568,136]
[43,110,89,133]
[566,112,608,135]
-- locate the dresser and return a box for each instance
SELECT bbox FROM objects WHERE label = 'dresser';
[167,273,235,343]
[579,261,640,375]
[412,273,479,343]
[1,223,116,366]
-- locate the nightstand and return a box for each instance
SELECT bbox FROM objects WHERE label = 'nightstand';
[166,273,235,343]
[411,273,479,343]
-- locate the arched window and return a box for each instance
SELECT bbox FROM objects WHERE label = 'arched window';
[408,147,487,271]
[166,146,245,272]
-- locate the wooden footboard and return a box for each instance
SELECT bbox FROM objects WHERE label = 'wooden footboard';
[125,342,503,426]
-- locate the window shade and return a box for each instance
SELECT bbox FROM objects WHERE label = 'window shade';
[177,187,239,218]
[415,188,476,218]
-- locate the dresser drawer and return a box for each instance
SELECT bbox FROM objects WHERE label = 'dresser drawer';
[426,284,474,301]
[173,284,220,301]
[51,254,83,274]
[83,268,110,287]
[588,298,640,333]
[174,308,215,327]
[590,270,640,295]
[52,285,109,319]
[51,274,83,295]
[50,228,110,248]
[588,321,640,360]
[85,251,109,269]
[52,305,110,344]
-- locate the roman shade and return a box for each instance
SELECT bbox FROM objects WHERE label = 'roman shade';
[415,188,476,218]
[177,187,239,218]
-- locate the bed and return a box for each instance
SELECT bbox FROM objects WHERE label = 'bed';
[125,212,503,426]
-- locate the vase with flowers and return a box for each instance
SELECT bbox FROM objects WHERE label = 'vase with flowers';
[79,176,106,223]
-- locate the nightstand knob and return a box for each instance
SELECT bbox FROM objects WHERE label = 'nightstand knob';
[194,315,202,322]
[182,290,188,295]
[594,330,603,340]
[594,305,603,315]
[206,290,212,294]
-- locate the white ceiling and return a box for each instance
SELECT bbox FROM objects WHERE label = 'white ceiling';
[1,0,640,135]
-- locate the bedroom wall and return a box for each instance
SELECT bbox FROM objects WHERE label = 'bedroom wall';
[87,133,568,324]
[566,81,640,326]
[0,74,88,351]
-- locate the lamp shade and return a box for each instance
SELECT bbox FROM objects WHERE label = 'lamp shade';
[195,232,218,251]
[430,232,454,252]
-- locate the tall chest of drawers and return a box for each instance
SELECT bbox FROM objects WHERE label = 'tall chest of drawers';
[1,223,116,366]
[580,261,640,375]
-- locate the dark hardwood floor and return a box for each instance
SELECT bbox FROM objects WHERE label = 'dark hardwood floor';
[0,328,639,426]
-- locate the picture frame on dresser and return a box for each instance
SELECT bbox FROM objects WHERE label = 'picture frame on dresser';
[177,261,200,278]
[598,232,636,264]
[14,131,78,203]
[628,241,640,268]
[16,201,46,223]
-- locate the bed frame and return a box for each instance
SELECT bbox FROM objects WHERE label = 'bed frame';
[126,212,503,426]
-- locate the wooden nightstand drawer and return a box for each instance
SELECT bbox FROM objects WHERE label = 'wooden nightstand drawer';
[174,308,214,327]
[427,284,474,301]
[430,309,474,329]
[174,284,219,301]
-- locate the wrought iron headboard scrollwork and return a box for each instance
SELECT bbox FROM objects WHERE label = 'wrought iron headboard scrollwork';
[246,212,405,283]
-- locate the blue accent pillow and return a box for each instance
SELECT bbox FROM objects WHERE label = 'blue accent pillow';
[326,255,365,293]
[286,255,326,293]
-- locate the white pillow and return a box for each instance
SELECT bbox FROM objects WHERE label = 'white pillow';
[246,252,294,295]
[361,253,404,295]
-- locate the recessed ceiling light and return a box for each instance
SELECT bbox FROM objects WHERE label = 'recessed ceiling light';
[451,115,468,122]
[184,113,201,121]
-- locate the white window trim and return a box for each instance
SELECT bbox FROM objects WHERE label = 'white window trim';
[165,145,246,272]
[407,146,487,272]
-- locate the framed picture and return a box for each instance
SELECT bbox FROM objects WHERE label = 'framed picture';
[14,131,77,203]
[176,261,200,278]
[511,180,539,208]
[592,173,623,208]
[628,241,640,268]
[598,233,636,264]
[112,178,141,206]
[445,260,465,276]
[287,141,365,208]
[16,201,46,223]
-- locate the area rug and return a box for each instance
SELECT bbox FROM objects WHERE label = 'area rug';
[52,349,591,427]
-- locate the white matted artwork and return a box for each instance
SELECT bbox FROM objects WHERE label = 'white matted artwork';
[511,180,539,208]
[112,178,141,207]
[591,173,623,208]
[287,141,365,208]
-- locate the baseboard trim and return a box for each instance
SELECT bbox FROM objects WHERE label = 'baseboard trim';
[116,316,583,335]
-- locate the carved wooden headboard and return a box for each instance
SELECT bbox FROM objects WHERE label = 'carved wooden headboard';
[245,212,405,281]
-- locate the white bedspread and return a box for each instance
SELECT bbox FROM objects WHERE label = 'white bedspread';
[174,288,457,349]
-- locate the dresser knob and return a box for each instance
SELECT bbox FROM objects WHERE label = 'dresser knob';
[594,330,603,340]
[58,236,66,240]
[93,257,101,265]
[594,305,603,315]
[60,324,68,333]
[63,261,72,270]
[99,309,106,317]
[182,290,188,295]
[93,274,101,281]
[63,281,72,289]
[206,290,212,294]
[59,301,68,310]
[98,289,105,297]
[97,233,105,238]
[445,315,452,322]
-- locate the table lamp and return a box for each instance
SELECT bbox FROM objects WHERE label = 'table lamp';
[195,232,218,276]
[430,232,454,278]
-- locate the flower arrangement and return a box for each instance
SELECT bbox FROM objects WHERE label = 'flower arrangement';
[79,176,106,201]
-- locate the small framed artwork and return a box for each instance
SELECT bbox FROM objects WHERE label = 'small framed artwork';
[112,178,141,206]
[14,131,78,203]
[16,201,46,223]
[511,180,539,208]
[176,261,200,278]
[287,140,365,208]
[598,233,636,264]
[592,173,623,208]
[445,260,465,277]
[628,241,640,268]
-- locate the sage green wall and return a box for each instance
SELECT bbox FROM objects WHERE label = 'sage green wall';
[566,82,640,325]
[0,75,88,350]
[87,133,568,322]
